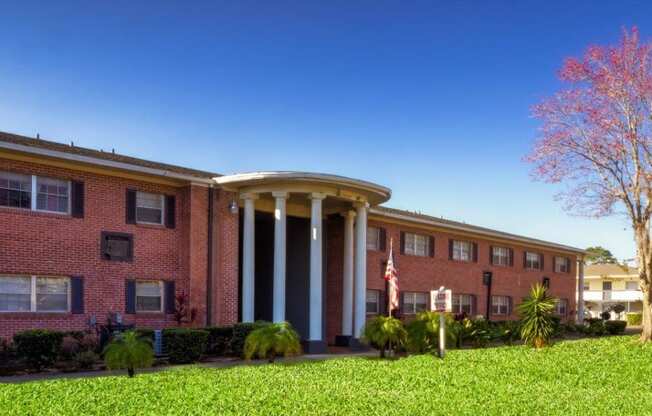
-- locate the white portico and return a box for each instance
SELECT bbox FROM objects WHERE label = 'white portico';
[215,172,390,352]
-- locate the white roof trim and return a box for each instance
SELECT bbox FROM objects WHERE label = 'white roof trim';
[370,207,585,255]
[0,141,214,185]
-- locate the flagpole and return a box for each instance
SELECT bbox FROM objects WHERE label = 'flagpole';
[388,238,393,318]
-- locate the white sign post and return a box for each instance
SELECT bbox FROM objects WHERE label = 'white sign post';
[431,287,452,359]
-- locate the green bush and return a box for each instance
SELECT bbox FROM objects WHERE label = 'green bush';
[466,318,494,348]
[74,350,99,369]
[103,330,154,377]
[493,320,521,345]
[517,284,557,348]
[362,316,406,358]
[205,326,233,356]
[163,328,209,364]
[587,319,607,336]
[406,312,457,353]
[244,322,301,362]
[230,322,268,358]
[13,329,64,371]
[605,320,627,335]
[627,312,642,326]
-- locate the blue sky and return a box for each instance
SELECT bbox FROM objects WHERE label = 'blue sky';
[0,1,648,259]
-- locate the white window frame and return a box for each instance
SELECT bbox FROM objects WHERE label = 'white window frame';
[556,299,568,316]
[491,295,510,316]
[366,289,380,315]
[403,291,428,315]
[404,233,429,257]
[554,256,569,273]
[135,280,164,313]
[0,275,70,313]
[452,294,474,315]
[135,191,165,225]
[525,252,541,270]
[492,246,510,266]
[0,171,70,215]
[453,240,472,262]
[366,227,380,251]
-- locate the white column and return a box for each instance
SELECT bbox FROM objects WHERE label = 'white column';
[353,202,368,339]
[241,193,258,323]
[577,258,585,323]
[309,193,326,341]
[272,191,288,323]
[341,210,356,337]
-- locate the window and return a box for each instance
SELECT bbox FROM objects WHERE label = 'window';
[492,246,510,266]
[136,281,163,312]
[101,232,134,262]
[36,177,70,213]
[403,292,428,314]
[555,299,568,316]
[452,240,472,262]
[452,294,474,315]
[367,227,380,251]
[0,172,70,214]
[491,295,511,316]
[404,233,429,257]
[626,281,639,291]
[366,289,380,314]
[136,191,164,224]
[583,282,590,291]
[525,252,542,270]
[555,256,570,273]
[0,276,69,312]
[0,172,31,209]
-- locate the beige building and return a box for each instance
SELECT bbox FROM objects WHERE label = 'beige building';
[583,263,642,320]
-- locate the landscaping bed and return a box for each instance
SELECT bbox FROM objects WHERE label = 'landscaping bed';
[1,336,651,414]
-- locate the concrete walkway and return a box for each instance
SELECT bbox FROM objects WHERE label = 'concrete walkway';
[0,351,377,384]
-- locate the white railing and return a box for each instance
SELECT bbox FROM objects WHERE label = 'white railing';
[583,290,642,302]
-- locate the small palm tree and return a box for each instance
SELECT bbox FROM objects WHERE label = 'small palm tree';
[518,284,558,348]
[405,311,456,353]
[362,315,406,358]
[244,322,301,363]
[103,330,154,377]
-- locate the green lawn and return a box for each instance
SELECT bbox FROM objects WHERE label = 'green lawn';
[2,336,652,415]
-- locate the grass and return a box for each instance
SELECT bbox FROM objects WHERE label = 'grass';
[2,336,652,415]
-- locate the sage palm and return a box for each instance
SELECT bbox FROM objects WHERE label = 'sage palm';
[518,284,557,348]
[362,315,406,358]
[103,330,154,377]
[244,322,301,362]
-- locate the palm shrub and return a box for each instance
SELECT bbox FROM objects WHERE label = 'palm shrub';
[517,284,557,348]
[103,330,154,377]
[405,311,457,353]
[243,322,301,362]
[362,315,406,358]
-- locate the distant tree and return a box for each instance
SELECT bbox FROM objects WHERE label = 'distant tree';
[585,246,618,264]
[526,27,652,342]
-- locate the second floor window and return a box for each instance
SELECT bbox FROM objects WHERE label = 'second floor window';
[452,240,472,262]
[525,252,542,270]
[366,289,380,314]
[626,281,638,290]
[554,256,570,273]
[367,227,380,251]
[0,171,71,214]
[492,246,511,266]
[0,172,31,209]
[136,191,164,224]
[403,233,430,257]
[402,292,428,314]
[36,177,70,213]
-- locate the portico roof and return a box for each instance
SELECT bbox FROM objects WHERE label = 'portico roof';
[214,171,392,206]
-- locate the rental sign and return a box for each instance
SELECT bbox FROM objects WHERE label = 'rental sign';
[431,287,452,313]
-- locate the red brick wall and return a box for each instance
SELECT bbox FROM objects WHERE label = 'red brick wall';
[0,157,226,339]
[212,189,239,326]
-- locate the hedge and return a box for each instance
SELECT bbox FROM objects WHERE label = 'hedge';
[162,329,209,364]
[13,329,64,371]
[205,326,233,356]
[230,322,270,358]
[627,312,642,326]
[605,320,627,335]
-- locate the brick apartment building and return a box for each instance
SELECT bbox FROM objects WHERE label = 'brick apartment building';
[0,131,584,352]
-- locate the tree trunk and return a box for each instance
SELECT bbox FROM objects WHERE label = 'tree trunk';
[127,367,134,378]
[635,224,652,342]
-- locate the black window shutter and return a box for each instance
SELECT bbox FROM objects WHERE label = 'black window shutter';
[165,195,176,229]
[399,232,406,255]
[71,276,84,314]
[379,289,387,316]
[448,239,454,260]
[126,189,137,224]
[399,292,405,315]
[508,297,513,315]
[428,236,435,257]
[125,280,136,314]
[523,252,528,268]
[540,254,545,271]
[472,242,478,263]
[378,228,386,252]
[164,281,176,314]
[71,181,85,218]
[509,248,514,267]
[489,246,494,265]
[471,295,477,316]
[566,257,572,273]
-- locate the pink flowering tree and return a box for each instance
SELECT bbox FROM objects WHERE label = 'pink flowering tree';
[527,27,652,342]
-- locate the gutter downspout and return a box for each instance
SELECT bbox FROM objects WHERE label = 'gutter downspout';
[206,186,215,326]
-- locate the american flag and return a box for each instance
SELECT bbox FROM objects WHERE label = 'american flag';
[384,238,399,315]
